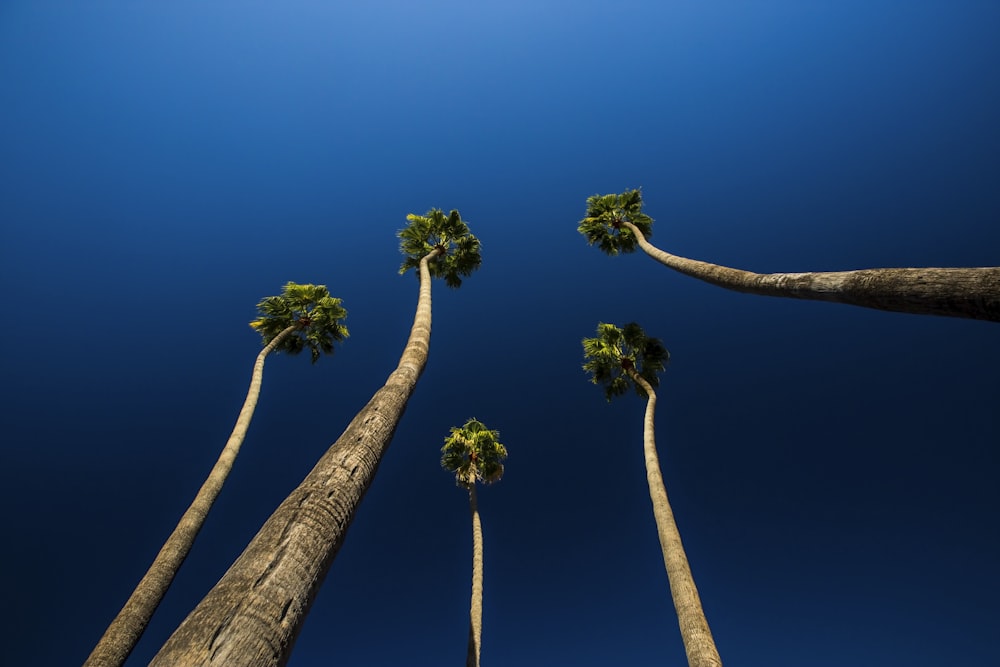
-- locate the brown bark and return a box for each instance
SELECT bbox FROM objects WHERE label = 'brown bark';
[629,370,722,667]
[149,249,443,667]
[622,221,1000,322]
[85,324,297,667]
[466,484,484,667]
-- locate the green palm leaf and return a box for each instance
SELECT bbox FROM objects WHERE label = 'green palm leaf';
[441,418,508,488]
[249,282,349,363]
[398,208,483,288]
[577,188,654,255]
[582,321,669,401]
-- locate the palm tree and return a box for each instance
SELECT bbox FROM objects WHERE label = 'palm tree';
[150,209,481,667]
[441,419,507,667]
[85,283,347,667]
[579,189,1000,322]
[583,322,722,667]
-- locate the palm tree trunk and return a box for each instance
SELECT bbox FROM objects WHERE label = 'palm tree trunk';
[149,248,443,667]
[85,324,298,667]
[466,484,484,667]
[622,221,1000,322]
[629,370,722,667]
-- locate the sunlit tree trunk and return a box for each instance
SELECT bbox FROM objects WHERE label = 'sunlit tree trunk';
[85,324,297,667]
[629,370,722,667]
[622,221,1000,322]
[466,484,484,667]
[149,249,443,667]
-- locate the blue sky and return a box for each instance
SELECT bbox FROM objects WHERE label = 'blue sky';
[2,2,999,665]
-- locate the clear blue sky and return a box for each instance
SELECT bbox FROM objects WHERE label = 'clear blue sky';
[2,2,999,665]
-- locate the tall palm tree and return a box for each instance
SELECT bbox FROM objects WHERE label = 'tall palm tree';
[85,283,347,667]
[441,419,507,667]
[150,209,481,667]
[579,189,1000,322]
[583,322,722,667]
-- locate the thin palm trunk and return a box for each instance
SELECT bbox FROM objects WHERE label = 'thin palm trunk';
[86,324,298,667]
[466,484,484,667]
[629,370,722,667]
[149,248,443,667]
[622,221,1000,322]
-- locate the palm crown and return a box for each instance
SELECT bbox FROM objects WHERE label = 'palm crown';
[441,419,508,488]
[249,282,349,363]
[578,189,654,255]
[398,208,482,288]
[582,322,669,401]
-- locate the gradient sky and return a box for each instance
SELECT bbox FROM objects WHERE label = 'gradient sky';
[2,2,999,666]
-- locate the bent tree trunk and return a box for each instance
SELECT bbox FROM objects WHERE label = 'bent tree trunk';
[622,221,1000,322]
[466,484,484,667]
[630,371,722,667]
[85,324,297,667]
[150,249,442,667]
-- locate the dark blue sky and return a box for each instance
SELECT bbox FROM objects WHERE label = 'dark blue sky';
[2,2,999,666]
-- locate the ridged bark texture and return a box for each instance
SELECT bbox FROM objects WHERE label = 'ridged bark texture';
[466,484,484,667]
[149,249,442,667]
[85,324,297,667]
[630,371,722,667]
[622,221,1000,322]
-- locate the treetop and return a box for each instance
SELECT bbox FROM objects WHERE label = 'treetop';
[582,321,669,401]
[398,208,482,288]
[249,281,349,363]
[441,418,508,488]
[578,188,654,256]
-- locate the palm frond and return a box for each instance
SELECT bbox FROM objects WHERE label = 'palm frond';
[248,282,349,363]
[441,418,507,488]
[398,208,482,288]
[577,188,654,256]
[582,321,669,401]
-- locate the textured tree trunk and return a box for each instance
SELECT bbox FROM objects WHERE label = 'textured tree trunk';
[466,484,484,667]
[622,221,1000,322]
[630,371,722,667]
[85,324,297,667]
[148,249,441,667]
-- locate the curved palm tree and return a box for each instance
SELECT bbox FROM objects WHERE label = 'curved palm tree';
[583,322,722,667]
[579,189,1000,322]
[441,419,507,667]
[86,282,347,667]
[150,210,481,667]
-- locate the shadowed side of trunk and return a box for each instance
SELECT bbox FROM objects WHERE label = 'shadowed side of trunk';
[630,371,722,667]
[623,221,1000,322]
[466,484,483,667]
[85,324,297,667]
[150,250,440,667]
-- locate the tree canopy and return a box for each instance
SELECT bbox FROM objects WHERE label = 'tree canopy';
[582,322,670,401]
[249,282,349,363]
[399,208,483,288]
[441,418,507,488]
[577,189,654,256]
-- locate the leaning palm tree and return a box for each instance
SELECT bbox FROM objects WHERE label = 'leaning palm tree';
[85,282,347,667]
[441,419,507,667]
[583,322,722,667]
[579,189,1000,322]
[150,209,481,667]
